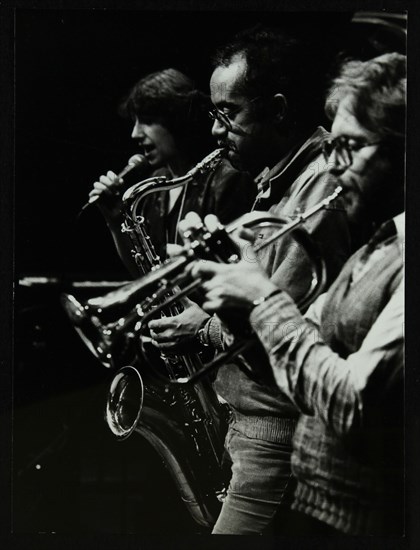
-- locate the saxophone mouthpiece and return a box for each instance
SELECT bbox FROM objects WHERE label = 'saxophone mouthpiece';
[187,148,225,178]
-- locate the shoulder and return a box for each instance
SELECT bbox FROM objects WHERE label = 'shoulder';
[214,158,243,177]
[207,158,253,187]
[280,163,342,217]
[193,157,254,198]
[193,158,255,223]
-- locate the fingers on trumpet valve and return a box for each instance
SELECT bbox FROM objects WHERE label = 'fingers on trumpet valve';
[203,214,222,233]
[178,211,204,238]
[178,211,223,239]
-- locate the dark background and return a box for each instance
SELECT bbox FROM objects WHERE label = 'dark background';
[14,11,352,533]
[16,9,360,279]
[9,5,410,541]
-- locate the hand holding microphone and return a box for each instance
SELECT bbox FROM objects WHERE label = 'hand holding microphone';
[80,154,149,217]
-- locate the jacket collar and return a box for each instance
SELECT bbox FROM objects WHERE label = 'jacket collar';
[255,126,329,200]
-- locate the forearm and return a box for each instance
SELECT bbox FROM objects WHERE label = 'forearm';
[249,288,403,437]
[249,291,345,415]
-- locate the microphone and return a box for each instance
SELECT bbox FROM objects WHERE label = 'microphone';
[80,154,150,213]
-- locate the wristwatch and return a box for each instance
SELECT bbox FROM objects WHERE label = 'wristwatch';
[196,321,210,347]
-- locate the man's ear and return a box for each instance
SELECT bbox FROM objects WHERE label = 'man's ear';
[272,93,288,123]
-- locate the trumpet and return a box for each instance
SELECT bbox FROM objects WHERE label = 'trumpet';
[66,186,342,383]
[61,148,226,368]
[61,182,342,527]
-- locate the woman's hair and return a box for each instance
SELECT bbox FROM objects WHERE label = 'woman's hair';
[325,52,406,140]
[119,68,213,163]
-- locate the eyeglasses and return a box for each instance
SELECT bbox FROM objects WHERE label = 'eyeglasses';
[322,135,384,168]
[208,97,261,130]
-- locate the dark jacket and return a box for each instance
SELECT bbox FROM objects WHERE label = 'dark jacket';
[141,158,256,260]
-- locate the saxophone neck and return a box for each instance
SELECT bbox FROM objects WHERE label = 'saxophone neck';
[122,176,167,220]
[122,148,225,222]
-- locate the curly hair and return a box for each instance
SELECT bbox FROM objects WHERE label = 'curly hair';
[119,68,213,162]
[325,53,406,140]
[212,26,330,131]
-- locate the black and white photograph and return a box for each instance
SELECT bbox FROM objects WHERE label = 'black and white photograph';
[0,1,417,548]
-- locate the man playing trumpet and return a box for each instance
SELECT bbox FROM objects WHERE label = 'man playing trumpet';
[183,51,406,536]
[149,27,379,534]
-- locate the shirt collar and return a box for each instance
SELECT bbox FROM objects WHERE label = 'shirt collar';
[254,127,328,198]
[255,166,270,195]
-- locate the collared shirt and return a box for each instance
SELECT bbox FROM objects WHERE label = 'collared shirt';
[251,127,353,291]
[249,213,404,534]
[212,126,364,420]
[253,127,329,201]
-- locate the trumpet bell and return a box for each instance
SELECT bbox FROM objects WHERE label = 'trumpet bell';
[60,292,115,369]
[105,366,144,440]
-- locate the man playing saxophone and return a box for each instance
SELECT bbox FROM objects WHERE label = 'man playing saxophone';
[88,68,255,277]
[67,67,257,527]
[147,27,376,534]
[186,52,405,536]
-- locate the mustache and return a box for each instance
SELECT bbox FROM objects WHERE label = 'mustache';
[217,140,238,153]
[338,171,364,196]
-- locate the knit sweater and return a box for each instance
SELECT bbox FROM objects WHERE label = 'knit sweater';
[211,127,362,429]
[249,214,404,534]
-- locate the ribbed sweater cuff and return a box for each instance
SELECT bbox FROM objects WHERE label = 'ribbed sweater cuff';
[232,411,297,444]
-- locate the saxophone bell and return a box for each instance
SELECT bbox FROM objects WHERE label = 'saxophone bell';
[106,365,144,440]
[61,144,341,527]
[63,148,229,528]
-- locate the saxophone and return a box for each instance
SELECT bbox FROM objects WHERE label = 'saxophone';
[62,149,228,528]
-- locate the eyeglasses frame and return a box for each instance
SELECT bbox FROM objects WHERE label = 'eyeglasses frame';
[208,96,262,130]
[322,135,385,168]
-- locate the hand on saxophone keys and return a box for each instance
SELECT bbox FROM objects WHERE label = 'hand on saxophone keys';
[148,298,211,354]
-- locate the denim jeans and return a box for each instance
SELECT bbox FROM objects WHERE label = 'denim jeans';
[212,417,294,535]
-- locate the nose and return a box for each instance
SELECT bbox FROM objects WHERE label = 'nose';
[211,118,228,139]
[131,120,145,140]
[326,149,347,176]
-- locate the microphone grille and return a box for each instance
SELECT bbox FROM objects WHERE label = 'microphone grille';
[128,154,147,167]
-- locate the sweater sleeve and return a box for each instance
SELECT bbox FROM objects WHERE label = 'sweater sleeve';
[248,281,404,438]
[266,173,351,303]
